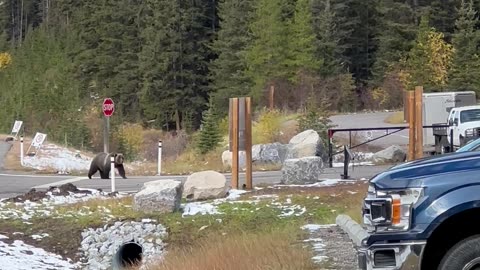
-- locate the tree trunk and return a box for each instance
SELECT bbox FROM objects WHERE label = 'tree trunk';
[175,109,181,131]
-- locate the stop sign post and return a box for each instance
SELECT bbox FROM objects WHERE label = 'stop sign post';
[103,98,114,153]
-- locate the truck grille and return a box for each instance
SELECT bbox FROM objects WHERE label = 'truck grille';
[374,250,396,267]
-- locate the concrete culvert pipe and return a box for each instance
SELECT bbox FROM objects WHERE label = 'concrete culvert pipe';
[112,241,143,270]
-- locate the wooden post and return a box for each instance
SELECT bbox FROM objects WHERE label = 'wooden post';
[231,98,239,189]
[415,86,424,159]
[404,91,408,122]
[407,91,415,161]
[245,97,253,190]
[269,85,275,110]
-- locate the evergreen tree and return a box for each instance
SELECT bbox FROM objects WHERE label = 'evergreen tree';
[297,92,335,147]
[245,0,289,97]
[372,0,416,83]
[209,0,254,116]
[287,0,319,78]
[311,0,345,77]
[449,0,480,93]
[197,101,222,155]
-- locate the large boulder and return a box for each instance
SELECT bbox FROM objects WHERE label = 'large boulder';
[222,150,246,169]
[372,145,406,164]
[133,180,183,213]
[252,143,288,166]
[281,156,324,184]
[286,130,325,160]
[184,170,229,201]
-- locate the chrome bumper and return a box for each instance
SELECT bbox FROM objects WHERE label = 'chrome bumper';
[357,240,426,270]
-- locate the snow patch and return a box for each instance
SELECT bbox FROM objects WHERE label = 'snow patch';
[301,224,336,233]
[0,239,79,269]
[226,189,249,200]
[181,202,220,217]
[22,143,93,173]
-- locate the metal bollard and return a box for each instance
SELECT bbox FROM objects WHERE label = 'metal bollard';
[111,156,115,192]
[20,136,24,166]
[157,140,162,176]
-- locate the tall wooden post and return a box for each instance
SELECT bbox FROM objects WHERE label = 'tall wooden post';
[231,98,239,189]
[269,85,275,110]
[245,97,253,190]
[407,91,415,161]
[415,86,424,159]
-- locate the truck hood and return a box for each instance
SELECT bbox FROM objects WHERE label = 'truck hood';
[370,151,480,189]
[460,121,480,130]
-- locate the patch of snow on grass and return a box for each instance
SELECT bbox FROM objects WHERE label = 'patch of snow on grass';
[181,202,221,217]
[0,239,79,269]
[22,143,92,173]
[301,224,336,233]
[226,189,249,200]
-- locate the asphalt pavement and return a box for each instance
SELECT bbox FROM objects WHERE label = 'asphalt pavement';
[330,111,408,148]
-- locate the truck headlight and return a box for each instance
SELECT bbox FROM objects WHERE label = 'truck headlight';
[466,128,474,137]
[363,187,423,232]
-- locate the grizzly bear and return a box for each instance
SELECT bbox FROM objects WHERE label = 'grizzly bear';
[88,152,127,179]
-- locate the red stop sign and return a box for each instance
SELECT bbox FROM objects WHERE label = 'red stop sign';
[103,98,115,117]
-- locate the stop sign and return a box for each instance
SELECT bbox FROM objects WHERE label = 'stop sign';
[103,98,115,117]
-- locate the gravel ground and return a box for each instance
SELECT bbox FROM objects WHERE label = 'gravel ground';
[304,225,359,270]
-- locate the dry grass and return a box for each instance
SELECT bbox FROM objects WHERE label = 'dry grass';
[384,111,405,124]
[146,230,316,270]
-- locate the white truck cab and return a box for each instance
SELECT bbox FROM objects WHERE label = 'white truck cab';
[447,105,480,147]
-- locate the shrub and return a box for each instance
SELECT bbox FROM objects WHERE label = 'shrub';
[115,123,144,161]
[297,94,335,146]
[253,108,282,144]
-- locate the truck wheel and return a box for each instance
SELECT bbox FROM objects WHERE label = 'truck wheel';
[438,235,480,270]
[460,135,466,147]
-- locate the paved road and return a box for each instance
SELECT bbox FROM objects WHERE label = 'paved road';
[330,111,408,149]
[0,165,391,199]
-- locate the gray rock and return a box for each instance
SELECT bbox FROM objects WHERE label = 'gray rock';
[183,170,229,201]
[252,143,288,166]
[133,180,183,213]
[286,130,325,160]
[372,145,406,164]
[281,156,324,184]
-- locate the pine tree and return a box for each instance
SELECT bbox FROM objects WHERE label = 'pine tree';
[197,101,222,155]
[449,0,480,93]
[311,0,343,77]
[287,0,320,78]
[245,0,289,96]
[372,0,416,83]
[209,0,254,116]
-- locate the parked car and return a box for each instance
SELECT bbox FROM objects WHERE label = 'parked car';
[456,137,480,152]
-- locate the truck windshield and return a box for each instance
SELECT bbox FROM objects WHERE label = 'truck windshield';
[460,109,480,123]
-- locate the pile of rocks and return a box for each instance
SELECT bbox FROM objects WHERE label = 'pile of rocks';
[79,220,167,270]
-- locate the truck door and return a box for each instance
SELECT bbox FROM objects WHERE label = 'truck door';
[447,109,456,144]
[453,110,461,146]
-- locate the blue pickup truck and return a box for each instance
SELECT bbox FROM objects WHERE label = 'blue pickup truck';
[358,150,480,270]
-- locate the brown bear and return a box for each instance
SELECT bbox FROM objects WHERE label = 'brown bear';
[88,152,127,179]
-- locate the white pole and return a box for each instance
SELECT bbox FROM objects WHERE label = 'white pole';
[111,156,115,193]
[20,136,24,166]
[157,140,162,176]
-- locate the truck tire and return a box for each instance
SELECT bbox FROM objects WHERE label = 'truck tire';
[437,235,480,270]
[460,135,466,147]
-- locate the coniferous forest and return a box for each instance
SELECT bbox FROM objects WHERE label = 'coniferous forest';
[1,0,480,151]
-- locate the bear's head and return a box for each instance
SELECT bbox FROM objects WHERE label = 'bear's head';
[114,153,125,165]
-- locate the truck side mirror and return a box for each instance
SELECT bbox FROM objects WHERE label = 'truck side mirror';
[448,119,453,126]
[454,119,459,126]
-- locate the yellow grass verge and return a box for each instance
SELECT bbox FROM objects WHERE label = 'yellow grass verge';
[384,111,405,124]
[145,230,316,270]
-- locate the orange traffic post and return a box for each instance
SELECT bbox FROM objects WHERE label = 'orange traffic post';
[245,97,253,190]
[408,91,415,161]
[231,98,239,189]
[415,86,424,159]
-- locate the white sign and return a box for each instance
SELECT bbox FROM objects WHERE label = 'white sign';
[31,132,47,148]
[11,120,22,133]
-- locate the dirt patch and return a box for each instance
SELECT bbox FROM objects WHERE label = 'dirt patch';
[6,183,94,203]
